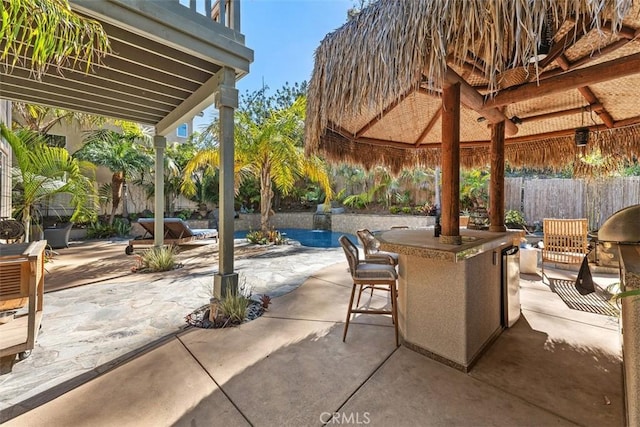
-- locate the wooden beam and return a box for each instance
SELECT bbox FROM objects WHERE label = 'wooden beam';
[327,111,640,152]
[517,104,602,124]
[442,68,519,136]
[567,37,634,70]
[539,38,631,81]
[538,16,587,69]
[415,107,442,147]
[611,115,640,128]
[489,121,506,232]
[440,82,461,244]
[554,56,616,128]
[601,21,637,39]
[577,87,615,128]
[485,52,640,109]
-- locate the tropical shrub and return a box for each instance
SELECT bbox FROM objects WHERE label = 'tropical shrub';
[87,222,115,239]
[1,124,96,241]
[176,209,192,221]
[219,287,251,324]
[505,210,526,228]
[112,217,131,237]
[246,229,287,245]
[415,203,438,216]
[139,245,178,272]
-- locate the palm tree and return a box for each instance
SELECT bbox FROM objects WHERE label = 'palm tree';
[0,123,96,241]
[134,141,198,214]
[184,96,333,232]
[74,129,153,225]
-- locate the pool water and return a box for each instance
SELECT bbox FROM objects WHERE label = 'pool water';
[234,228,358,248]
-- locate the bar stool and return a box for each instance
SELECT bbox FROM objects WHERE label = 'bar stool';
[339,235,399,347]
[356,228,399,266]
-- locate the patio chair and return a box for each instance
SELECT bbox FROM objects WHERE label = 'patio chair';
[541,218,589,283]
[43,223,73,249]
[339,235,399,347]
[0,241,46,374]
[356,229,399,266]
[125,218,218,255]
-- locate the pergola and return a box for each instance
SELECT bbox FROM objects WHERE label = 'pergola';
[0,0,253,296]
[305,0,640,242]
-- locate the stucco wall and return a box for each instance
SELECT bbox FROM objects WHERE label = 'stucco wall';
[34,120,200,217]
[123,213,438,239]
[233,212,435,235]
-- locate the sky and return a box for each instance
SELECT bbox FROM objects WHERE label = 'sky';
[195,0,354,128]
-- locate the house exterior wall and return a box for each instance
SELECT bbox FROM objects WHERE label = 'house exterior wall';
[36,119,200,218]
[0,100,11,218]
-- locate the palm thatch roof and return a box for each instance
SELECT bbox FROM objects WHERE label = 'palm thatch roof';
[305,0,640,175]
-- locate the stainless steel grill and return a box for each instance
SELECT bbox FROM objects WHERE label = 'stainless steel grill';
[595,204,640,268]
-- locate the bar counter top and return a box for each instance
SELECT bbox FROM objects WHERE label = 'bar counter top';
[376,228,522,263]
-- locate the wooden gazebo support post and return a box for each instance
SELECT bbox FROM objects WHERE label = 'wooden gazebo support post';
[440,82,462,245]
[489,121,507,232]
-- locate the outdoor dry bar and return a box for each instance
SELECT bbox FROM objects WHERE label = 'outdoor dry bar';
[377,229,522,371]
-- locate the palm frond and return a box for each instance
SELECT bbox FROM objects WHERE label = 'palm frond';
[0,0,110,77]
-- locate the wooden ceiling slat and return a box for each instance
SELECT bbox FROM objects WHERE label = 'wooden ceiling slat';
[0,81,167,121]
[4,51,194,100]
[107,40,215,86]
[1,75,173,116]
[100,22,218,73]
[0,90,162,124]
[4,67,179,110]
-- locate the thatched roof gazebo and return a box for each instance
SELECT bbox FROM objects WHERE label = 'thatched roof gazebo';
[305,0,640,240]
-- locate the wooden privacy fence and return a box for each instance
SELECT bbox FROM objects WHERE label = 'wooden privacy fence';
[505,177,640,230]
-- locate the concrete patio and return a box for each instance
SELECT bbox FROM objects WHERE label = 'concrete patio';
[0,242,623,426]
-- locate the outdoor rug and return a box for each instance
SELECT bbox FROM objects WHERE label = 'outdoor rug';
[548,278,620,317]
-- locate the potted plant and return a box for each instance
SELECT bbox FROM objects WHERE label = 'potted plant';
[459,210,470,227]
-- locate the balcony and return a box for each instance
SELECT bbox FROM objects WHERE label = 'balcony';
[0,0,253,135]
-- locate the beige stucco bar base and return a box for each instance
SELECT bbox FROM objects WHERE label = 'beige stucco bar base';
[377,229,521,372]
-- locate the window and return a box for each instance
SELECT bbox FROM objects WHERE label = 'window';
[176,123,188,138]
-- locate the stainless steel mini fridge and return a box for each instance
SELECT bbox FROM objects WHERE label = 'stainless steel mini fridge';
[501,245,522,328]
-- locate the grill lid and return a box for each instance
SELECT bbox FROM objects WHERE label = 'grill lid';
[598,204,640,243]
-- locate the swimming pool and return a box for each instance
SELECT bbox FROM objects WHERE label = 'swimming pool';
[234,228,358,248]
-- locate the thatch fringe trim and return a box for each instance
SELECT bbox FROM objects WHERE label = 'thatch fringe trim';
[318,124,640,177]
[305,0,633,155]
